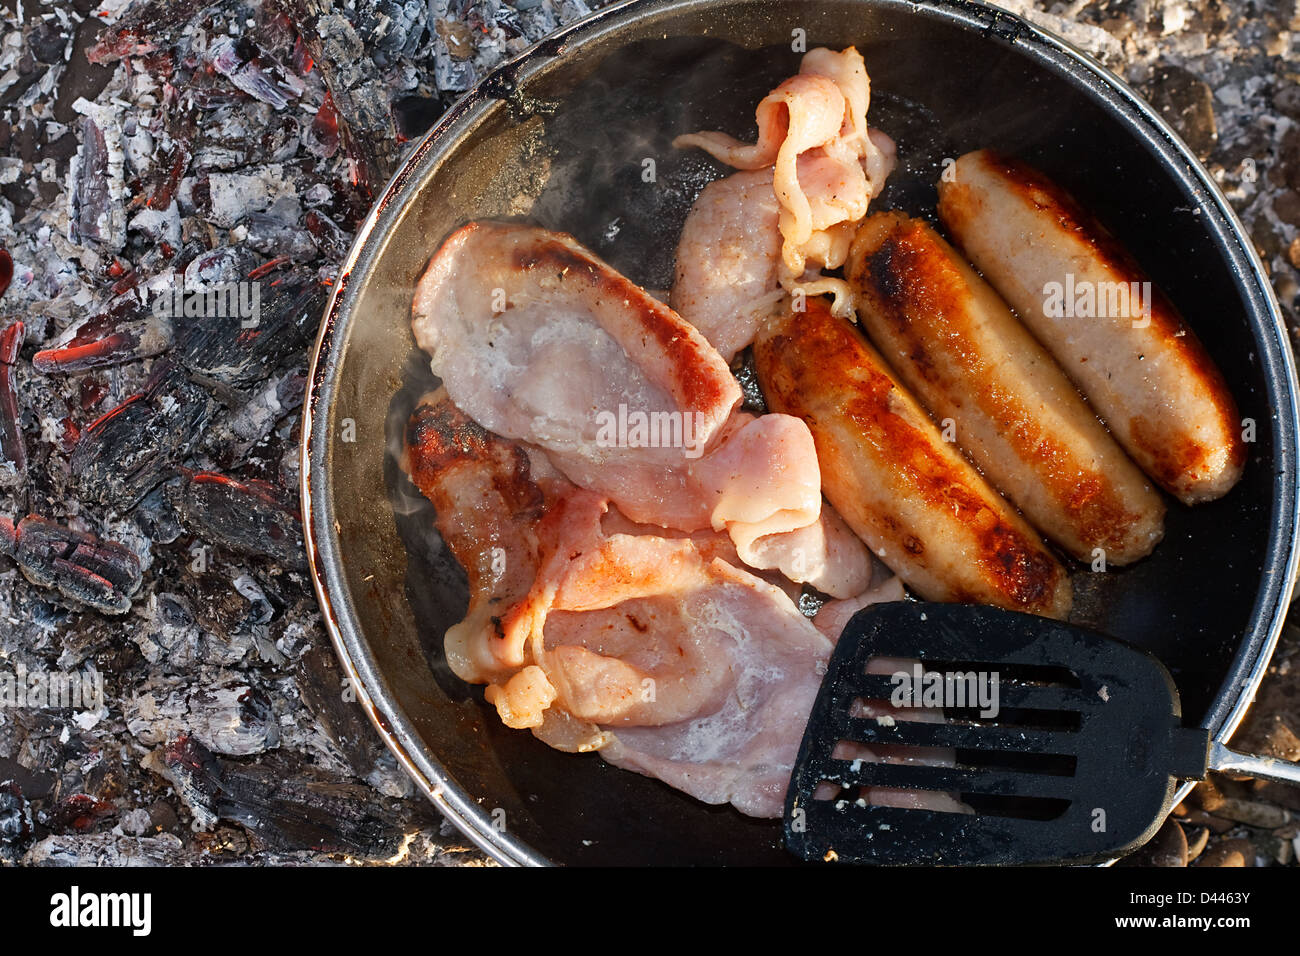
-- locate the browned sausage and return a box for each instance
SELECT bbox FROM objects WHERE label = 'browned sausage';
[754,296,1072,619]
[937,149,1245,505]
[846,211,1165,564]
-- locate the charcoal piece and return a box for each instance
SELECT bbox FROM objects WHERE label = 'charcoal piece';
[32,304,172,374]
[307,93,341,158]
[0,514,143,614]
[176,274,325,391]
[216,763,406,855]
[25,833,189,866]
[199,367,305,465]
[295,642,380,776]
[0,320,25,485]
[71,363,215,510]
[208,36,305,110]
[183,245,262,287]
[36,793,114,832]
[132,483,185,545]
[140,89,195,212]
[303,209,350,260]
[72,115,116,246]
[153,735,221,828]
[188,683,282,755]
[242,211,318,261]
[158,736,404,855]
[362,0,429,65]
[0,758,56,803]
[0,782,33,846]
[175,471,305,567]
[29,18,69,65]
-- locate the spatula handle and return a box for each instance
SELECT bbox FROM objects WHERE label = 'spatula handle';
[1207,740,1300,786]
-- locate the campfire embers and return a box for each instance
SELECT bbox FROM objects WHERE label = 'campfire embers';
[209,36,306,110]
[42,272,324,511]
[176,274,324,391]
[85,0,212,63]
[154,735,406,855]
[0,781,33,847]
[72,115,116,248]
[0,0,536,868]
[0,321,24,486]
[0,515,143,615]
[70,363,215,510]
[32,296,171,374]
[175,471,305,568]
[270,0,401,195]
[133,83,194,213]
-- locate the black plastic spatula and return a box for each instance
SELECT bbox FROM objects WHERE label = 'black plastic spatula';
[784,601,1300,865]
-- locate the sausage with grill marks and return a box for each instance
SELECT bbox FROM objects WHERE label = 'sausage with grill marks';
[753,296,1072,619]
[936,149,1245,505]
[846,210,1165,564]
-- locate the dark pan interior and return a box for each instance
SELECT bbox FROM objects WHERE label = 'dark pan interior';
[324,0,1286,865]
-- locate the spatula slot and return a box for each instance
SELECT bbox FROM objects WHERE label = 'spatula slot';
[831,738,962,765]
[904,659,1081,689]
[810,775,975,816]
[812,761,1072,820]
[957,793,1072,821]
[939,705,1084,732]
[828,785,977,816]
[855,660,1090,721]
[846,692,1085,731]
[954,747,1078,777]
[826,755,1074,801]
[843,716,1077,755]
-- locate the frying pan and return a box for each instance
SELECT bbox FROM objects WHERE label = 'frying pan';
[301,0,1300,865]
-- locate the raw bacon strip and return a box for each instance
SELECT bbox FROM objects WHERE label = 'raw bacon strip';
[554,410,871,598]
[490,482,610,674]
[598,500,873,604]
[736,505,873,600]
[598,502,805,602]
[696,413,820,539]
[673,70,855,277]
[672,73,844,171]
[587,558,897,817]
[412,221,869,591]
[802,47,869,145]
[865,128,899,202]
[402,394,898,817]
[670,168,784,363]
[812,574,906,642]
[411,219,738,534]
[696,412,871,598]
[412,221,742,457]
[535,532,848,818]
[673,46,895,298]
[400,389,547,684]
